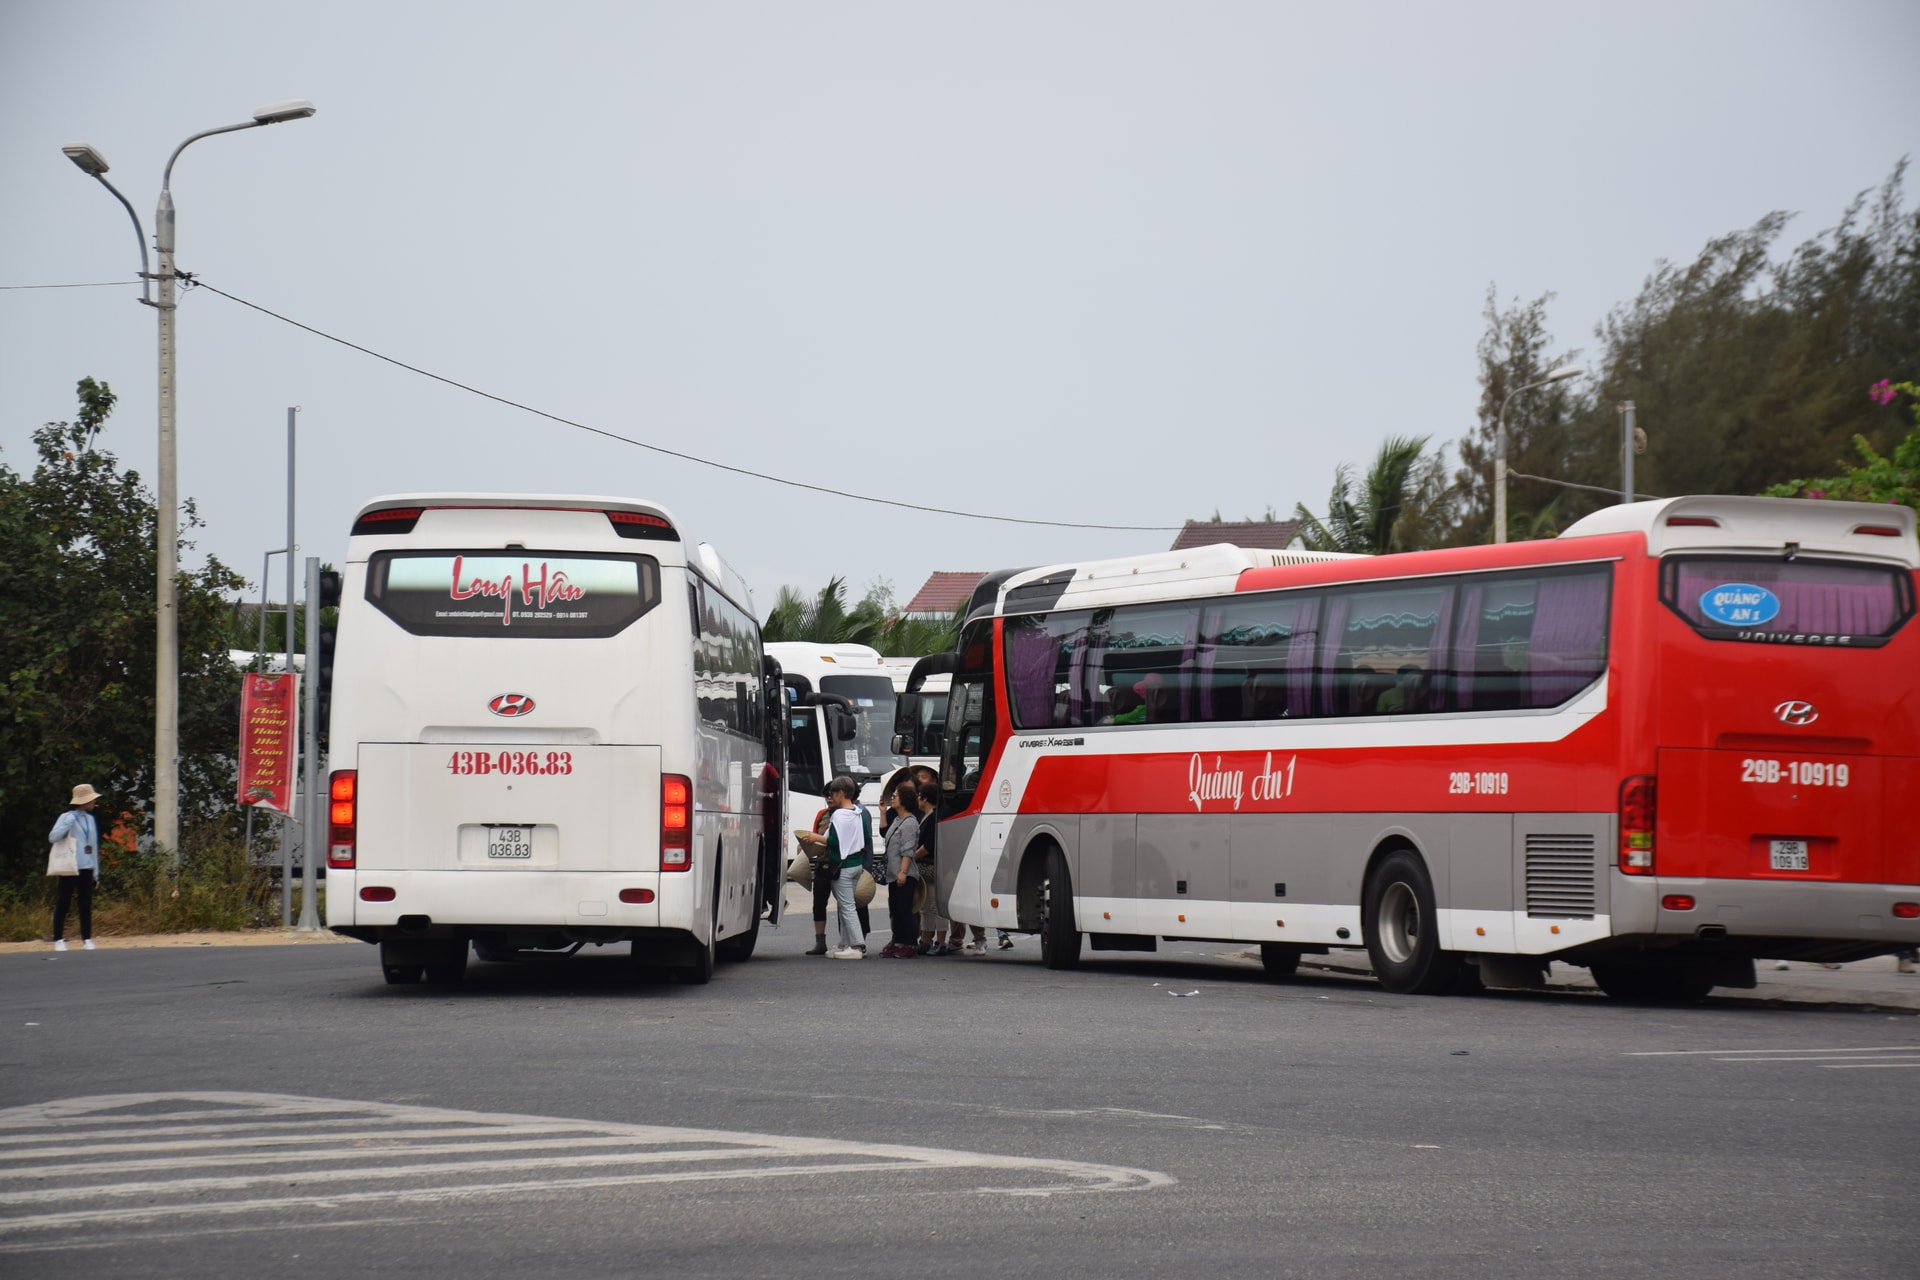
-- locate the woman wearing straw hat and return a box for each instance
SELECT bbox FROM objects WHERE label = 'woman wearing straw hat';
[48,783,103,952]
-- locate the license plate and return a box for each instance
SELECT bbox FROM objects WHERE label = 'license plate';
[486,826,533,860]
[1769,839,1809,871]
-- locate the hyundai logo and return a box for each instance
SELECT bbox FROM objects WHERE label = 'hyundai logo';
[488,693,537,718]
[1773,700,1818,726]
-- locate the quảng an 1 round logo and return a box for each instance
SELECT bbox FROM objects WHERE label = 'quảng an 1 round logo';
[998,778,1013,809]
[488,693,537,718]
[1773,700,1818,727]
[1698,582,1781,626]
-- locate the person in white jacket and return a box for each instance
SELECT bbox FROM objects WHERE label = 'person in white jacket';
[49,783,104,952]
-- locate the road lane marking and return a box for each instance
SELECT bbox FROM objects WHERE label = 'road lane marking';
[1625,1045,1917,1056]
[0,1091,1172,1243]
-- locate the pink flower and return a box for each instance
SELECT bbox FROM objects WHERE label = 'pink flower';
[1869,379,1897,406]
[1807,489,1825,500]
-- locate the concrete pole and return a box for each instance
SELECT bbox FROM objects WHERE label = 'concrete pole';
[1493,397,1511,546]
[1621,401,1637,504]
[153,191,180,862]
[299,555,322,931]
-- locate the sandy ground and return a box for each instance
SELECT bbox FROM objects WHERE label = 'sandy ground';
[0,929,352,954]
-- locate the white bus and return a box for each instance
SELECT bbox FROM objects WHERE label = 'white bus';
[878,655,950,798]
[324,494,782,986]
[763,642,906,842]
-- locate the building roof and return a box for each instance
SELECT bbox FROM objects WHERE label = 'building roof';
[903,571,989,616]
[1169,519,1301,552]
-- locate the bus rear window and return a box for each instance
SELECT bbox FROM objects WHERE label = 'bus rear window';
[366,551,661,638]
[1661,556,1913,647]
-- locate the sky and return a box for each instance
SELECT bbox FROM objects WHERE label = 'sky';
[3,1,1916,622]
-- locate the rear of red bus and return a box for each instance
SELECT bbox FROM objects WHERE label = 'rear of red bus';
[1578,496,1920,980]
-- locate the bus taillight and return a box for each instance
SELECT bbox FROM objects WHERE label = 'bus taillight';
[328,770,358,869]
[1619,775,1656,874]
[662,774,692,869]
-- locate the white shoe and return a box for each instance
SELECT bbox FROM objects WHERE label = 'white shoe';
[82,940,96,951]
[1773,961,1790,970]
[1898,959,1915,974]
[828,946,863,960]
[962,942,984,956]
[53,939,67,952]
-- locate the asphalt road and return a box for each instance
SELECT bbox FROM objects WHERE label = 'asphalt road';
[4,908,1917,1279]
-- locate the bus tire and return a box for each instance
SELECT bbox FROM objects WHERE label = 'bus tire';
[423,940,469,985]
[1259,942,1303,978]
[379,940,423,985]
[1038,846,1082,971]
[1590,962,1713,1003]
[677,933,715,984]
[1363,849,1464,995]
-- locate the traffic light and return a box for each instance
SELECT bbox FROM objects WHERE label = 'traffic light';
[315,621,337,750]
[315,567,342,749]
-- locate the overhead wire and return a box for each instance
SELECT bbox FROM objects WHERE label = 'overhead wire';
[0,279,139,290]
[188,279,1182,533]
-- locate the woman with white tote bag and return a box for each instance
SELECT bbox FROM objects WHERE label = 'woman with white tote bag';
[47,783,103,952]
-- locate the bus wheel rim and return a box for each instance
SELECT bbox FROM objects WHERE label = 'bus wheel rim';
[1379,881,1419,965]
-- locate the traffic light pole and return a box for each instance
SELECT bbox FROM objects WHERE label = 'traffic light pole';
[299,555,322,932]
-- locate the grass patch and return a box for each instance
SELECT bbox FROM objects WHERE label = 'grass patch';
[1,822,281,940]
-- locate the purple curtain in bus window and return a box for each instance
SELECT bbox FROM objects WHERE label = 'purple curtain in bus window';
[1006,620,1062,729]
[1528,573,1608,706]
[1317,595,1352,714]
[1452,584,1485,712]
[1673,565,1895,636]
[1423,587,1456,712]
[1285,601,1321,719]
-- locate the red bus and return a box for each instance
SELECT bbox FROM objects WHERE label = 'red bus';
[925,495,1920,1001]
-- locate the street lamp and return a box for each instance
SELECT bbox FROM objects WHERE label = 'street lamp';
[1493,362,1584,545]
[63,99,315,862]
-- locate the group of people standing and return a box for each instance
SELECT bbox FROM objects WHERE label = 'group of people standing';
[797,765,1011,960]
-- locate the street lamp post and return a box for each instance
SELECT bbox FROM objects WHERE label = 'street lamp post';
[64,100,315,862]
[1493,363,1584,545]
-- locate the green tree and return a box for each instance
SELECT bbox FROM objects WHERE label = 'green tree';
[1763,379,1920,511]
[762,577,886,647]
[1499,164,1916,531]
[762,577,962,656]
[1294,434,1453,555]
[0,379,247,882]
[1452,289,1591,544]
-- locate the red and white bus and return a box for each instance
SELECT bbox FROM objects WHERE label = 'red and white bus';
[927,495,1920,1001]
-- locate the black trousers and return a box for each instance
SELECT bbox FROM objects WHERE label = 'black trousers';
[811,862,869,933]
[53,869,95,941]
[888,875,919,946]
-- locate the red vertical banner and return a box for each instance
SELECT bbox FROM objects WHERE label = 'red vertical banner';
[238,672,300,815]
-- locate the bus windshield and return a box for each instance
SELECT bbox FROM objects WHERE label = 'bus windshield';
[819,674,907,777]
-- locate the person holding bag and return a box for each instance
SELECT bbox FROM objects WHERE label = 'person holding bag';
[796,776,871,959]
[48,783,104,952]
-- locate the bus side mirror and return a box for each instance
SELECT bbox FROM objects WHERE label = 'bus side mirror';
[891,733,910,756]
[833,708,857,741]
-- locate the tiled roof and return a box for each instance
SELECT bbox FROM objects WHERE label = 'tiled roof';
[903,571,988,616]
[1169,519,1301,552]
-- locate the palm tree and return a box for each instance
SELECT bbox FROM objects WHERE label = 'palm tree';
[761,577,886,646]
[1293,435,1453,555]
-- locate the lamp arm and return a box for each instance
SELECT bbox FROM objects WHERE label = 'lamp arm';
[157,120,264,255]
[86,172,152,307]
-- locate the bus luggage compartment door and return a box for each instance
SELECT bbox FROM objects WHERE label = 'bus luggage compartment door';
[1656,747,1882,883]
[355,743,663,872]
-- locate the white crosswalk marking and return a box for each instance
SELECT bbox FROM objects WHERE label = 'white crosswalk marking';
[0,1092,1171,1249]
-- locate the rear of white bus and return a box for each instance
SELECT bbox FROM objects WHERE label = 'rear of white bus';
[324,497,713,983]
